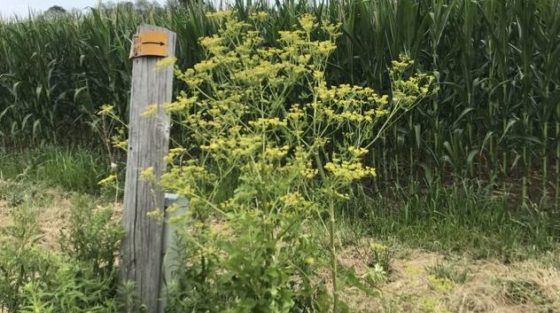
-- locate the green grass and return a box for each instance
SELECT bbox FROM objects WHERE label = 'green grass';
[0,146,109,193]
[0,180,54,208]
[343,182,559,261]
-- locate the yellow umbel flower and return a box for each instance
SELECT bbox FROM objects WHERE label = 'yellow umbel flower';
[325,159,376,182]
[97,104,114,116]
[98,175,116,187]
[299,14,316,33]
[155,56,177,70]
[348,147,368,157]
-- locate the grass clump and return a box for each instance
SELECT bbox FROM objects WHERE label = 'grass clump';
[0,180,53,208]
[359,181,559,261]
[33,146,109,193]
[0,146,109,194]
[426,263,469,284]
[497,278,551,306]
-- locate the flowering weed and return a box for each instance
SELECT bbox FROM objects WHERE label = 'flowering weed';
[162,12,434,312]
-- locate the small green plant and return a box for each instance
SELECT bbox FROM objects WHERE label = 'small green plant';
[426,275,455,294]
[0,206,56,312]
[368,242,392,274]
[0,180,53,207]
[364,264,387,287]
[426,263,469,284]
[59,195,124,278]
[419,296,451,313]
[20,258,119,313]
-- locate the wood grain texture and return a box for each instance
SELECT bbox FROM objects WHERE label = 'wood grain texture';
[121,24,176,313]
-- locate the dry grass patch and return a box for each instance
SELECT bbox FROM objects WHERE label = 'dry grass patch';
[0,186,70,248]
[335,239,560,313]
[0,181,121,249]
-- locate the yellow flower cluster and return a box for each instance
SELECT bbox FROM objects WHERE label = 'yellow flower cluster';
[325,158,376,182]
[248,117,287,129]
[205,10,233,20]
[390,54,435,109]
[140,166,155,181]
[280,192,304,207]
[322,22,342,39]
[278,30,305,44]
[299,14,317,33]
[279,191,316,214]
[348,146,368,157]
[97,104,114,116]
[163,95,197,113]
[155,56,177,70]
[161,163,212,197]
[194,59,218,72]
[249,11,268,21]
[200,35,226,56]
[317,84,387,107]
[200,135,263,159]
[427,275,455,293]
[163,11,434,229]
[98,174,116,187]
[165,147,186,163]
[287,104,305,120]
[280,147,317,179]
[264,145,289,160]
[111,135,127,151]
[232,61,286,84]
[369,242,387,252]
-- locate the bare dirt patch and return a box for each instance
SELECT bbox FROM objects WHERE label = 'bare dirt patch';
[35,191,73,248]
[0,200,11,234]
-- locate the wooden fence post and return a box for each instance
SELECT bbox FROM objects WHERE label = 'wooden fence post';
[121,24,176,313]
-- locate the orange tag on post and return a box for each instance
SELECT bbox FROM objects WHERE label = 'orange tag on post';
[130,31,168,59]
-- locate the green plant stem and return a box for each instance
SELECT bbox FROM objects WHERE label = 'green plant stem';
[329,200,338,313]
[314,151,338,312]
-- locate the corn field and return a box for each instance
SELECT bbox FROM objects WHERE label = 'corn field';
[1,0,559,205]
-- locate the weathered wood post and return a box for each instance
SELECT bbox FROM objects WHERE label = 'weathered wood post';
[122,24,176,313]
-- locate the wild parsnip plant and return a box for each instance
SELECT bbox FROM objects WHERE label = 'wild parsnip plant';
[159,12,433,312]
